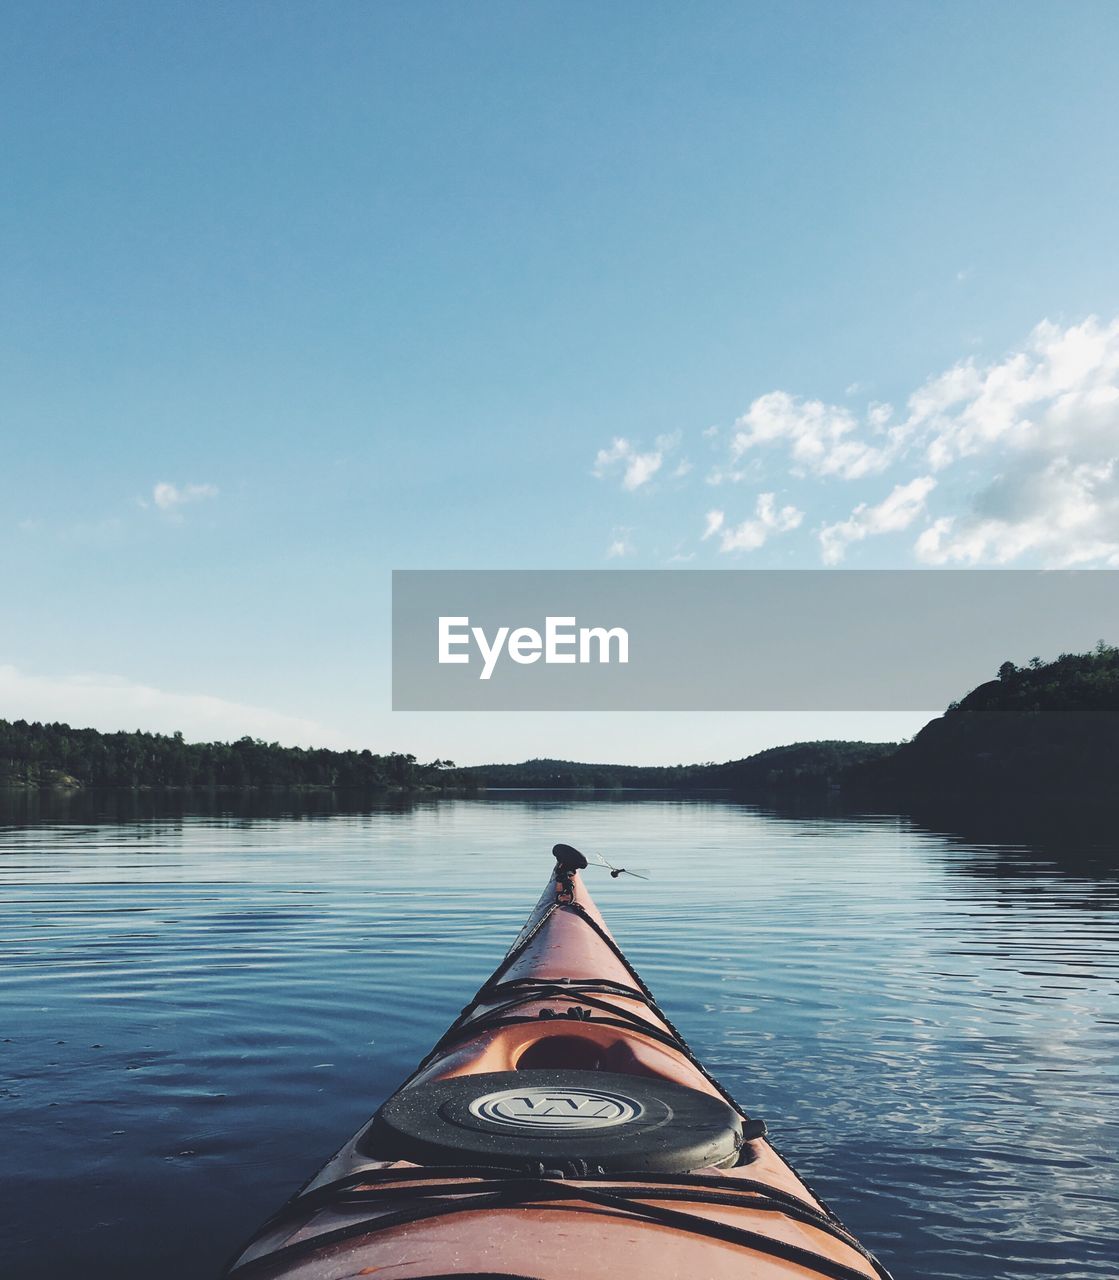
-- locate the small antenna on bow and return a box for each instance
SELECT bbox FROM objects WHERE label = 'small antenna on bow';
[591,852,650,880]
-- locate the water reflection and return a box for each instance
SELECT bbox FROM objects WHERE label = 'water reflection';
[0,784,424,826]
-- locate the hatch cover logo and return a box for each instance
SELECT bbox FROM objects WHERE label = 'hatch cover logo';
[469,1086,643,1130]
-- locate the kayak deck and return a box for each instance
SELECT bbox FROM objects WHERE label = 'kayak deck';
[224,851,891,1279]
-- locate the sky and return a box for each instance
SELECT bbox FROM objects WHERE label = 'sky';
[3,1,1119,764]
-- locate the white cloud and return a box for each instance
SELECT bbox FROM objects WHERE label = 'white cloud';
[915,458,1119,566]
[711,493,803,553]
[0,663,345,747]
[707,315,1119,488]
[697,315,1119,567]
[593,433,678,491]
[908,316,1119,470]
[820,477,937,564]
[147,481,219,519]
[896,316,1119,565]
[701,510,725,541]
[727,391,902,480]
[606,528,635,558]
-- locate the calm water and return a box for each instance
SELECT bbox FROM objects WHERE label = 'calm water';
[1,790,1117,1279]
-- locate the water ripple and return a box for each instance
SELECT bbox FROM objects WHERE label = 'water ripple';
[0,793,1116,1279]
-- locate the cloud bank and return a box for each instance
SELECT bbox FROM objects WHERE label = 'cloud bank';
[596,315,1119,567]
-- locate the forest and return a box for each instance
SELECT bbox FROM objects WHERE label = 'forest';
[845,641,1119,797]
[0,721,462,791]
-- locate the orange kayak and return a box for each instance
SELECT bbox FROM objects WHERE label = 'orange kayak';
[223,846,893,1279]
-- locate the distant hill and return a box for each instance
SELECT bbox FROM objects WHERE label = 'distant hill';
[848,643,1119,797]
[466,646,1119,802]
[464,741,896,792]
[462,758,693,789]
[689,741,899,791]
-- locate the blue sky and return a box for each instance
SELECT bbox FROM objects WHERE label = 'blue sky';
[3,2,1119,763]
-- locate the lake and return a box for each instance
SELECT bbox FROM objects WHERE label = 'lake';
[1,789,1116,1279]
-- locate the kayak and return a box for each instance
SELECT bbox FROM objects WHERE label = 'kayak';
[223,845,893,1279]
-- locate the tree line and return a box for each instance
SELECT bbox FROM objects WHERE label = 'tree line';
[3,644,1115,798]
[0,720,463,790]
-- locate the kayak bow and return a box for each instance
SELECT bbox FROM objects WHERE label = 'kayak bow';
[224,847,892,1280]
